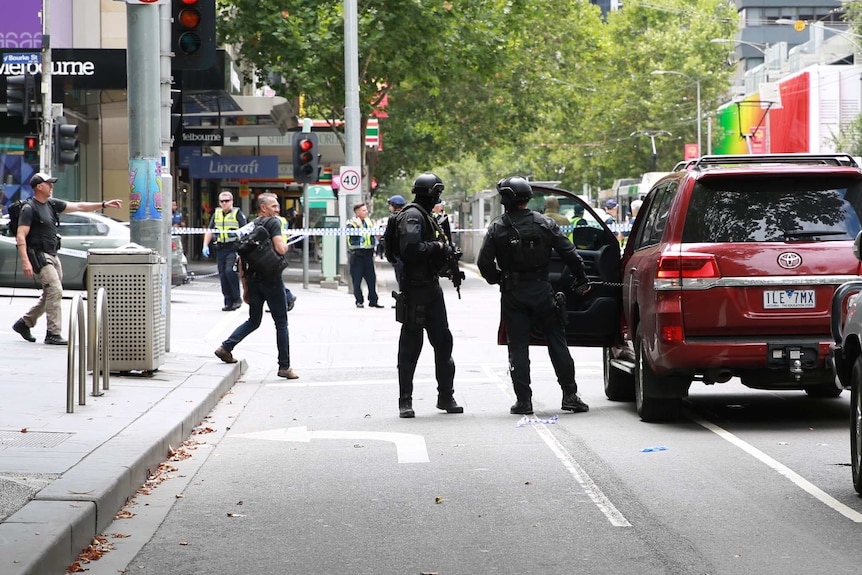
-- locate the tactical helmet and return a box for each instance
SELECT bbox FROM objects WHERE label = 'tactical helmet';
[411,173,445,197]
[497,176,532,207]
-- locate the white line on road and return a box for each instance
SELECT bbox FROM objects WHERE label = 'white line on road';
[485,366,631,527]
[688,411,862,523]
[233,426,430,463]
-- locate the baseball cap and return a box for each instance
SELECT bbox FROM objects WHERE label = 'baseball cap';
[30,172,58,187]
[388,195,406,206]
[604,199,618,210]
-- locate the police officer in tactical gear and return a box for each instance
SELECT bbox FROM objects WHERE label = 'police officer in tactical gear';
[392,173,463,418]
[477,176,591,415]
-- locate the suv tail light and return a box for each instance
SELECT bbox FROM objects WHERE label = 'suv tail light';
[655,254,720,290]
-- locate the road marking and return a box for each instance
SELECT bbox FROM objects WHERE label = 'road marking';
[267,377,497,388]
[485,366,631,527]
[233,426,430,463]
[688,412,862,523]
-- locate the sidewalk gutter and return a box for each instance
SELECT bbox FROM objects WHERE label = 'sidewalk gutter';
[0,359,245,575]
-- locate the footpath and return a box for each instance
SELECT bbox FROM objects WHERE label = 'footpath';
[0,260,260,575]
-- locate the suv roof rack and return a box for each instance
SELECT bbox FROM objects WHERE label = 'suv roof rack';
[682,154,859,170]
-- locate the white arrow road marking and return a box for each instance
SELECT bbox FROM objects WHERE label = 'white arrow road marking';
[233,427,430,463]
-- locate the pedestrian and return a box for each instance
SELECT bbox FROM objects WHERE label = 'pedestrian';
[544,196,570,227]
[171,199,186,228]
[347,202,383,308]
[12,172,123,345]
[477,176,591,415]
[432,198,451,241]
[604,198,622,240]
[202,191,247,311]
[214,192,298,379]
[390,173,463,418]
[386,195,406,284]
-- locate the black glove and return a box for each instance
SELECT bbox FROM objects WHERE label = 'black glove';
[438,242,453,258]
[572,276,591,296]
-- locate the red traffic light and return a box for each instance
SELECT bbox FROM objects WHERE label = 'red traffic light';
[24,136,38,151]
[299,138,314,152]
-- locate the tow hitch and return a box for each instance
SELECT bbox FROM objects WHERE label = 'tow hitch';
[768,344,818,381]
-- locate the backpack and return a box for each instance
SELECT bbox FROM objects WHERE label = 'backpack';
[236,218,288,280]
[383,213,400,263]
[6,197,32,238]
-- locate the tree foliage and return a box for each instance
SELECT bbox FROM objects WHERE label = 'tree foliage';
[217,0,737,199]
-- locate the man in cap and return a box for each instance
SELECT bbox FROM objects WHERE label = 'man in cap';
[604,199,622,240]
[12,172,123,345]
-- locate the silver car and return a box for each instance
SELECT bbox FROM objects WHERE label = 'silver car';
[0,211,189,289]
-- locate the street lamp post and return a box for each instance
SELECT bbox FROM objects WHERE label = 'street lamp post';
[651,70,701,156]
[631,130,672,171]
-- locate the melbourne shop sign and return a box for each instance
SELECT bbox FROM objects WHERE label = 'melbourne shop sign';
[189,155,278,179]
[180,128,224,146]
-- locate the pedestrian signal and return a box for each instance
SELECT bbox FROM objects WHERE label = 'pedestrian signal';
[23,134,39,165]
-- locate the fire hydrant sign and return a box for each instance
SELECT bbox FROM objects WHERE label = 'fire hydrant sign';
[339,166,361,193]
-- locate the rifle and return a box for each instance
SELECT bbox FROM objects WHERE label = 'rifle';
[429,213,465,298]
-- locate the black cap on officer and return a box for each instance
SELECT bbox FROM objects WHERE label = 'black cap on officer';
[496,176,532,209]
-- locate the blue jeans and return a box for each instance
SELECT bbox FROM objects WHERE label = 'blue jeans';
[222,275,290,369]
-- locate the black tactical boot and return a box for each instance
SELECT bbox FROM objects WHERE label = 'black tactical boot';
[562,392,589,413]
[436,395,464,414]
[510,400,534,415]
[399,398,415,418]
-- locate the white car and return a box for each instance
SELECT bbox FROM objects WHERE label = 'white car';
[0,211,189,289]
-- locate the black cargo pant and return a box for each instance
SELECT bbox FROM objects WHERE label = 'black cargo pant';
[397,281,455,400]
[502,279,576,402]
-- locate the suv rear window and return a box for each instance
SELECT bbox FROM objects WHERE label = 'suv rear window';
[681,176,862,243]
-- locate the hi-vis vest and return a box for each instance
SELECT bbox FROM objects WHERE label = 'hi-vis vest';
[215,208,241,243]
[347,217,373,250]
[567,216,586,243]
[279,216,289,235]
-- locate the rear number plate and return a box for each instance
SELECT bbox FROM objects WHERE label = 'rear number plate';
[763,289,816,309]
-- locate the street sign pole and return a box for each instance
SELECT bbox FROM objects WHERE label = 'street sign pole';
[41,0,53,172]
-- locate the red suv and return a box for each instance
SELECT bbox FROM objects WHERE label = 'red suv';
[522,154,862,422]
[608,153,862,420]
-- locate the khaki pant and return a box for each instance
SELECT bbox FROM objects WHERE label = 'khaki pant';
[22,253,64,336]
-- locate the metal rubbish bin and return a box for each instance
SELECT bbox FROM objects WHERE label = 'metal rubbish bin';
[87,244,166,372]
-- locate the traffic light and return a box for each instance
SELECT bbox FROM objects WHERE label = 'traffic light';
[6,73,37,124]
[171,0,216,71]
[292,132,319,184]
[23,134,39,166]
[54,117,80,166]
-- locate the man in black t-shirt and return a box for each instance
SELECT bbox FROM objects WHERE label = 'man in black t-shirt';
[12,172,123,345]
[214,192,297,379]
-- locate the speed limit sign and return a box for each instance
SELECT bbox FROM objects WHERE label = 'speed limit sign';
[339,166,362,193]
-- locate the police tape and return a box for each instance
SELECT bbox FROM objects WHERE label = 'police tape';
[172,224,633,236]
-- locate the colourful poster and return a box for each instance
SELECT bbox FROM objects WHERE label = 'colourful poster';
[129,158,163,221]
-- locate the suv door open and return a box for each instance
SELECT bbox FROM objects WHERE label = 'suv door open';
[495,185,623,348]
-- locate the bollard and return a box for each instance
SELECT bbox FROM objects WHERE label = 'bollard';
[92,287,110,395]
[66,294,87,413]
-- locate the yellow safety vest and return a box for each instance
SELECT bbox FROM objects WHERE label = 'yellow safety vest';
[214,208,241,243]
[279,216,289,235]
[347,217,373,249]
[567,217,585,243]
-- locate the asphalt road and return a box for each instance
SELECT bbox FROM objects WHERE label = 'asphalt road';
[77,262,862,575]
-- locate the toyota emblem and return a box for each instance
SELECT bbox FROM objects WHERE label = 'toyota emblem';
[777,252,802,269]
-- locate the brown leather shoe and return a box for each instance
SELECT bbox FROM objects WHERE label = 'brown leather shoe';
[277,368,299,379]
[214,346,237,364]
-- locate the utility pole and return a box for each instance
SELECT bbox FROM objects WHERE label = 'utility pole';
[127,2,167,328]
[340,0,362,281]
[40,0,53,172]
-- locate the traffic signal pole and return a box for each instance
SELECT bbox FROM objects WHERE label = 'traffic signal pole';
[340,0,362,281]
[41,0,53,172]
[127,2,168,325]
